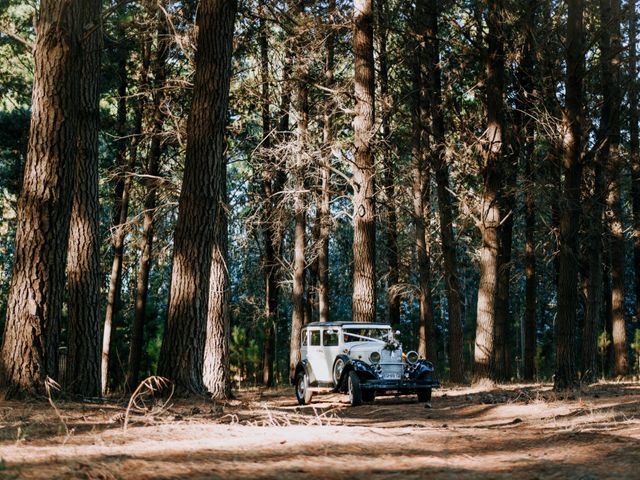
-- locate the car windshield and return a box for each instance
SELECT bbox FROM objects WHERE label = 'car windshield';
[343,328,391,343]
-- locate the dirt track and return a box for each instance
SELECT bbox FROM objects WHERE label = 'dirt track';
[1,382,639,479]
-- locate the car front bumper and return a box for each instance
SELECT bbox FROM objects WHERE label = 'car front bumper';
[359,378,440,391]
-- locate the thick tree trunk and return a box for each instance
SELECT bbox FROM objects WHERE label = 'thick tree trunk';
[582,164,604,380]
[260,21,290,386]
[631,1,640,328]
[555,0,584,390]
[289,37,309,379]
[378,0,399,327]
[473,0,505,382]
[601,0,627,376]
[125,13,168,393]
[65,0,102,397]
[158,0,236,395]
[520,0,537,381]
[410,49,435,361]
[203,188,231,399]
[0,1,81,397]
[352,0,377,323]
[318,0,335,323]
[420,0,465,383]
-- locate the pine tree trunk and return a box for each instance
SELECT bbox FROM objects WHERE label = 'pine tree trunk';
[125,12,168,393]
[318,0,335,323]
[158,0,236,395]
[419,0,465,383]
[103,43,143,395]
[555,0,584,390]
[0,1,81,397]
[65,0,102,397]
[630,1,640,328]
[520,0,537,381]
[582,163,604,380]
[378,0,399,327]
[203,190,231,399]
[601,0,627,376]
[352,0,377,323]
[289,39,308,379]
[473,0,505,382]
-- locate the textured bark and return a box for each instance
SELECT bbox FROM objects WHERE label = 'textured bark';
[473,0,505,382]
[601,0,627,376]
[555,0,584,390]
[318,0,335,324]
[0,1,81,397]
[378,0,399,327]
[351,0,377,323]
[582,163,604,380]
[158,0,236,395]
[259,13,290,386]
[520,0,537,381]
[65,0,102,397]
[289,24,308,379]
[203,189,231,399]
[125,15,168,392]
[417,0,464,381]
[631,2,640,326]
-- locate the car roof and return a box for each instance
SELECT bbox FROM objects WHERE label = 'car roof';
[302,321,392,329]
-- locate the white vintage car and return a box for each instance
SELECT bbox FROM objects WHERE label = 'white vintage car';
[293,321,439,406]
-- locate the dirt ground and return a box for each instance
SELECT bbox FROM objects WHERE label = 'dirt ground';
[0,382,639,479]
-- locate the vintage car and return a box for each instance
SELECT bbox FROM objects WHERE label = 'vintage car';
[293,321,439,406]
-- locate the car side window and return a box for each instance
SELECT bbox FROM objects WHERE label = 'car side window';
[310,330,320,346]
[323,330,339,346]
[301,330,308,346]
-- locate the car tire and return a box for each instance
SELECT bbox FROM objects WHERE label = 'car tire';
[332,357,347,389]
[295,371,313,405]
[362,389,375,403]
[417,388,432,403]
[347,371,362,406]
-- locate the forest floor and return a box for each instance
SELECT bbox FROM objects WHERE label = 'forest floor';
[0,381,639,479]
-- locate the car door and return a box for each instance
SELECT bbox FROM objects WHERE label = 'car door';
[306,328,331,383]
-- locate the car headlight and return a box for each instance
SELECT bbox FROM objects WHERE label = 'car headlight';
[369,351,381,363]
[406,351,419,364]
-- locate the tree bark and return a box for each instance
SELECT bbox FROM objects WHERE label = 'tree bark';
[125,13,168,392]
[318,0,335,324]
[378,0,399,327]
[520,0,537,381]
[351,0,377,323]
[65,0,102,397]
[418,0,465,382]
[158,0,236,395]
[289,18,309,379]
[259,10,291,386]
[600,0,627,376]
[203,184,231,399]
[631,0,640,328]
[473,0,505,382]
[0,1,81,397]
[555,0,584,390]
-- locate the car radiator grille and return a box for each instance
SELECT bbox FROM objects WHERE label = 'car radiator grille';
[379,363,403,380]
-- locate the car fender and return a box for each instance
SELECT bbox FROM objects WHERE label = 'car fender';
[410,359,435,381]
[292,359,315,385]
[339,359,378,391]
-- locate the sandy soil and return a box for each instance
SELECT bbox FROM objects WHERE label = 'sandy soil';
[0,382,639,479]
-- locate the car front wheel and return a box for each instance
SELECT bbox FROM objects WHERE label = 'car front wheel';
[347,371,362,406]
[295,371,313,405]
